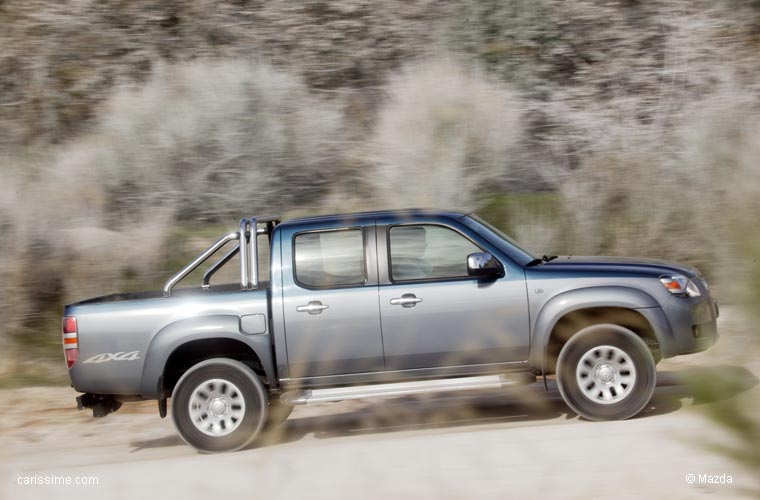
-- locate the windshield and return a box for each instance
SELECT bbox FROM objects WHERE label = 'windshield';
[461,214,537,265]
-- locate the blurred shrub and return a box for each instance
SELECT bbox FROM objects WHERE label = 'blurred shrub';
[369,58,522,211]
[0,154,172,367]
[674,90,760,287]
[449,0,760,162]
[556,85,760,277]
[0,59,345,371]
[0,0,446,151]
[559,150,699,258]
[476,192,560,256]
[91,59,344,222]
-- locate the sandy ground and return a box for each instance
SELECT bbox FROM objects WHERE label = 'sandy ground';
[1,308,757,500]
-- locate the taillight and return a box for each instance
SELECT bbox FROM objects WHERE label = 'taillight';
[62,316,78,368]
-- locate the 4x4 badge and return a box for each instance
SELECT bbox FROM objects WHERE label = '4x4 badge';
[82,351,141,364]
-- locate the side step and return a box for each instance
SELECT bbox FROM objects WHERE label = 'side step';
[281,372,536,406]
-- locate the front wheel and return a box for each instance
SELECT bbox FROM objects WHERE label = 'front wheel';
[171,358,268,453]
[556,324,656,421]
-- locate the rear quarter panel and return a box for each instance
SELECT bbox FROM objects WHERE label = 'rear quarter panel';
[67,289,271,396]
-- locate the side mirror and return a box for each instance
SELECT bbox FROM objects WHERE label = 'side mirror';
[467,252,505,279]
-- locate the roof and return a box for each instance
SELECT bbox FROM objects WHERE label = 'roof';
[277,208,468,228]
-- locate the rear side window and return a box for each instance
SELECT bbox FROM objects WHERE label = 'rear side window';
[294,229,366,288]
[389,225,482,281]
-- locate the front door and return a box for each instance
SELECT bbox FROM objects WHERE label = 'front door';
[281,224,384,378]
[378,223,530,371]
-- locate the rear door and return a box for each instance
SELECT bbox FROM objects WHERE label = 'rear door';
[280,222,384,378]
[377,220,530,371]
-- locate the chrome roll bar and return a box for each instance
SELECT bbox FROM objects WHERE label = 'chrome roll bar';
[239,218,250,290]
[201,245,240,289]
[163,232,239,297]
[163,216,280,297]
[249,216,259,289]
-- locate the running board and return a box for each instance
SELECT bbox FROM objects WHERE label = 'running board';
[281,373,536,405]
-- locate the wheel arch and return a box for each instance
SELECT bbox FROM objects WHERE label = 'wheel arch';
[529,286,667,373]
[139,315,276,399]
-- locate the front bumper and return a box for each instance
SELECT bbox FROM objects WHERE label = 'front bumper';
[665,294,719,355]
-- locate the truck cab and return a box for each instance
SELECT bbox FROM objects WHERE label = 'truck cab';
[273,210,532,383]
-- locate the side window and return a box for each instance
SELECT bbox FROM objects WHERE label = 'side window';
[294,229,366,288]
[389,225,482,281]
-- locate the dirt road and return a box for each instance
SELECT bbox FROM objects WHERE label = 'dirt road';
[2,310,757,500]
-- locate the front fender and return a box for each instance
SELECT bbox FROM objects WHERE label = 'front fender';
[528,286,671,369]
[139,315,275,398]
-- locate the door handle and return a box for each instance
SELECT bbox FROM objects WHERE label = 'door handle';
[390,294,423,308]
[296,301,329,315]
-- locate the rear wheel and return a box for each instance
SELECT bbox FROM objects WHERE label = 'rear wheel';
[556,324,656,421]
[171,358,268,453]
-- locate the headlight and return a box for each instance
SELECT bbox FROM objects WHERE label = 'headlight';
[659,274,701,297]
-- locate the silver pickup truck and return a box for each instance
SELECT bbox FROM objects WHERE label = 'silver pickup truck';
[63,209,718,452]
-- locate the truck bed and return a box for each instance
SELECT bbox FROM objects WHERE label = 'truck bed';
[71,282,270,306]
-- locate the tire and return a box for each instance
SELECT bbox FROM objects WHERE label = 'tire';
[171,358,268,453]
[556,324,656,421]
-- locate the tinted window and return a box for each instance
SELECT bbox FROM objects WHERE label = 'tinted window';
[389,225,481,281]
[294,229,366,288]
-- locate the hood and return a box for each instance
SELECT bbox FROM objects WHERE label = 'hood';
[540,255,699,277]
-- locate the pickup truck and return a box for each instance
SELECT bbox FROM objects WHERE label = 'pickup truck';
[62,209,719,452]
